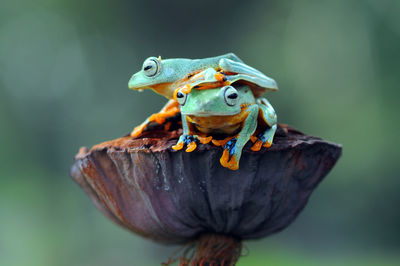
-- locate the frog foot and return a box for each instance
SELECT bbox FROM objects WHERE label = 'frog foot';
[211,136,235,147]
[250,133,272,152]
[172,135,198,152]
[148,105,181,125]
[220,138,239,170]
[214,71,227,82]
[148,113,167,125]
[131,123,147,138]
[197,135,213,144]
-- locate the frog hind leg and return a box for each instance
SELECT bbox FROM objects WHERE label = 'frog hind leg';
[220,105,259,170]
[131,100,180,138]
[148,99,180,124]
[218,58,278,91]
[251,98,277,151]
[222,52,243,63]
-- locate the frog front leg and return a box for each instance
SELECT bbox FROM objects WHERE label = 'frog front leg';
[171,115,199,152]
[220,105,259,170]
[251,98,277,151]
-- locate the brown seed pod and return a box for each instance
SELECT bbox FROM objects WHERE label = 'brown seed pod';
[70,124,341,265]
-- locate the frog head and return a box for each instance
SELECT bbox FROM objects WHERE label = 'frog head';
[177,84,255,117]
[128,57,190,92]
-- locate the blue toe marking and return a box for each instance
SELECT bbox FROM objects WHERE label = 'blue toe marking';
[183,135,195,145]
[257,133,267,143]
[224,138,237,157]
[230,145,236,157]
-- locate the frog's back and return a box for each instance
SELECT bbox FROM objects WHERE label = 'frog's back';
[188,53,243,71]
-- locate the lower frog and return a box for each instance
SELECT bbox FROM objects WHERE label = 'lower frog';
[172,84,277,170]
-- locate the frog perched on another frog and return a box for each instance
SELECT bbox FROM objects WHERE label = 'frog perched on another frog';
[128,53,277,138]
[171,68,277,170]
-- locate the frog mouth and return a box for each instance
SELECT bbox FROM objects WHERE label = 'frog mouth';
[182,111,239,117]
[187,111,215,117]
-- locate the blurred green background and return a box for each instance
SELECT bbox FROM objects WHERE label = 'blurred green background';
[1,0,399,265]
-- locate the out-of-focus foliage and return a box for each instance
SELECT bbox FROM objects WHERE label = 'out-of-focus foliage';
[0,0,399,265]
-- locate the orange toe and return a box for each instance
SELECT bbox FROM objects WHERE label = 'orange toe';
[185,141,197,152]
[181,84,192,94]
[155,116,166,125]
[172,142,184,151]
[212,139,223,146]
[214,72,226,82]
[220,151,239,170]
[148,113,157,122]
[251,141,263,151]
[148,113,166,124]
[212,136,233,147]
[219,149,230,167]
[250,135,258,143]
[131,124,146,138]
[263,141,272,148]
[198,136,212,144]
[219,149,239,170]
[226,155,239,171]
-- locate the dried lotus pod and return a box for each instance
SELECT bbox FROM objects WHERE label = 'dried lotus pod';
[70,124,341,265]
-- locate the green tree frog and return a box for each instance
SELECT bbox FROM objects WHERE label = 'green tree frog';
[171,67,278,171]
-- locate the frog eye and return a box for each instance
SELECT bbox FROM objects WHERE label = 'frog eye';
[223,86,239,106]
[142,57,161,77]
[176,90,187,105]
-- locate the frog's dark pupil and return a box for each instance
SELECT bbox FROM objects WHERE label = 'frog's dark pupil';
[177,92,184,98]
[144,65,152,71]
[228,93,238,99]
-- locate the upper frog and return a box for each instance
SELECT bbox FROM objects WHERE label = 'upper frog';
[128,53,243,99]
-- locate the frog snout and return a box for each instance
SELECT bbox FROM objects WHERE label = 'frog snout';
[128,74,140,89]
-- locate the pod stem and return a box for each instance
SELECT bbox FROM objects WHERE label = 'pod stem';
[163,234,242,266]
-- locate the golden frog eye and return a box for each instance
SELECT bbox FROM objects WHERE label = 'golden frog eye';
[142,57,160,77]
[223,86,239,106]
[176,90,187,106]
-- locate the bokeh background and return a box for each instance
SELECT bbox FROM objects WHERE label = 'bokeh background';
[1,0,399,265]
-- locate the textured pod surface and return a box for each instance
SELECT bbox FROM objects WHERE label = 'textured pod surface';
[70,125,341,244]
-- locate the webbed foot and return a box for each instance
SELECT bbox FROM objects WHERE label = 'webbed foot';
[148,107,180,125]
[197,135,213,144]
[148,100,180,125]
[220,138,239,170]
[131,123,147,138]
[148,113,167,125]
[250,125,277,151]
[172,135,198,152]
[214,71,227,82]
